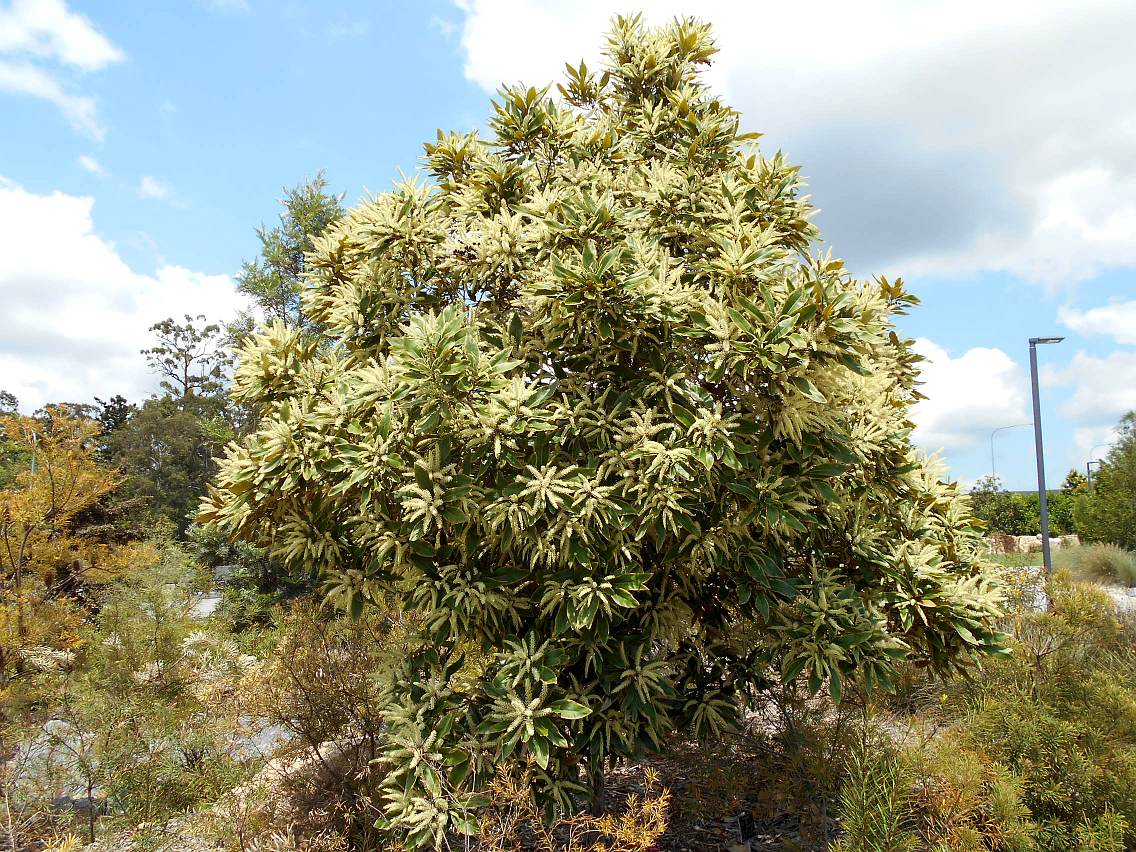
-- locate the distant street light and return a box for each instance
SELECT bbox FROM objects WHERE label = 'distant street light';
[989,423,1032,481]
[1087,459,1103,492]
[1087,443,1110,492]
[1029,336,1064,576]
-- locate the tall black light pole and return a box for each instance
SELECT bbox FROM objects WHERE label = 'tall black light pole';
[1029,336,1063,576]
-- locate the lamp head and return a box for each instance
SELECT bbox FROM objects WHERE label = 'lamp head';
[1029,336,1064,345]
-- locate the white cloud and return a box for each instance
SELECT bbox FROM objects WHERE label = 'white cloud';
[1047,350,1136,422]
[77,153,106,177]
[1059,299,1136,345]
[137,175,185,207]
[0,59,102,139]
[1072,425,1121,461]
[450,1,1136,287]
[0,178,247,412]
[0,0,121,138]
[0,0,123,70]
[909,339,1030,451]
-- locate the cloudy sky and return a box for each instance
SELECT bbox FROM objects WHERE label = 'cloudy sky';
[1,0,1133,490]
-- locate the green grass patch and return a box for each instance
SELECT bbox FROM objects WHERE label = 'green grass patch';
[988,551,1044,568]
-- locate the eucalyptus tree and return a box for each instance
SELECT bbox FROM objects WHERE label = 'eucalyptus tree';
[142,314,230,401]
[201,15,1005,846]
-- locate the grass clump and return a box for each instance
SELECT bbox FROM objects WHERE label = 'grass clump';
[1056,543,1136,587]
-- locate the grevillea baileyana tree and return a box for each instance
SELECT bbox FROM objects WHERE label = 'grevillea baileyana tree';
[200,15,1006,847]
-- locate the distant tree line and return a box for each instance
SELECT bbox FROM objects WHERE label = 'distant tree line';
[969,412,1136,549]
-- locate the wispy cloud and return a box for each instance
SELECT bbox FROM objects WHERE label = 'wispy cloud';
[0,59,102,138]
[0,0,123,139]
[138,175,172,200]
[1047,351,1136,422]
[137,175,187,207]
[0,0,123,70]
[200,0,251,14]
[430,15,457,39]
[77,153,107,177]
[1059,299,1136,345]
[327,19,369,39]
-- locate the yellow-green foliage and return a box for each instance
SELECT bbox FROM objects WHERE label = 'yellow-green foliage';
[834,735,1036,852]
[831,744,918,852]
[883,575,1136,851]
[477,765,668,852]
[200,15,1006,847]
[905,737,1036,852]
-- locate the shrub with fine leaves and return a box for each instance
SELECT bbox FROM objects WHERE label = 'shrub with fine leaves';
[200,15,1006,847]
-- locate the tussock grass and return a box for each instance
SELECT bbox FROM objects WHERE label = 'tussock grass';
[1056,543,1136,587]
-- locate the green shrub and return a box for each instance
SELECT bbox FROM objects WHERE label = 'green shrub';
[1056,543,1136,587]
[201,15,1007,845]
[1070,810,1129,852]
[5,544,257,847]
[187,522,311,630]
[832,742,918,852]
[904,736,1036,852]
[874,572,1136,850]
[951,579,1136,849]
[832,732,1036,852]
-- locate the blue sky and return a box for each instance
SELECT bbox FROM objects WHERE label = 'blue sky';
[1,0,1134,492]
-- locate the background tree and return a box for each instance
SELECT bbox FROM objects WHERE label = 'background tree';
[1076,412,1136,549]
[234,171,345,332]
[968,476,1031,535]
[968,475,1079,537]
[98,318,238,537]
[33,401,99,423]
[142,315,230,401]
[202,16,1006,844]
[95,394,134,437]
[1062,468,1088,494]
[0,412,119,652]
[0,393,27,488]
[104,398,223,537]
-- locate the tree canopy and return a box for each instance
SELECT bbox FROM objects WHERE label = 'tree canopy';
[142,314,230,401]
[235,171,345,332]
[0,411,128,675]
[1077,412,1136,549]
[201,15,1006,846]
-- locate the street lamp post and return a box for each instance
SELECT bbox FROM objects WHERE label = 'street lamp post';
[990,423,1032,481]
[1086,443,1109,493]
[1029,336,1063,576]
[1087,460,1103,492]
